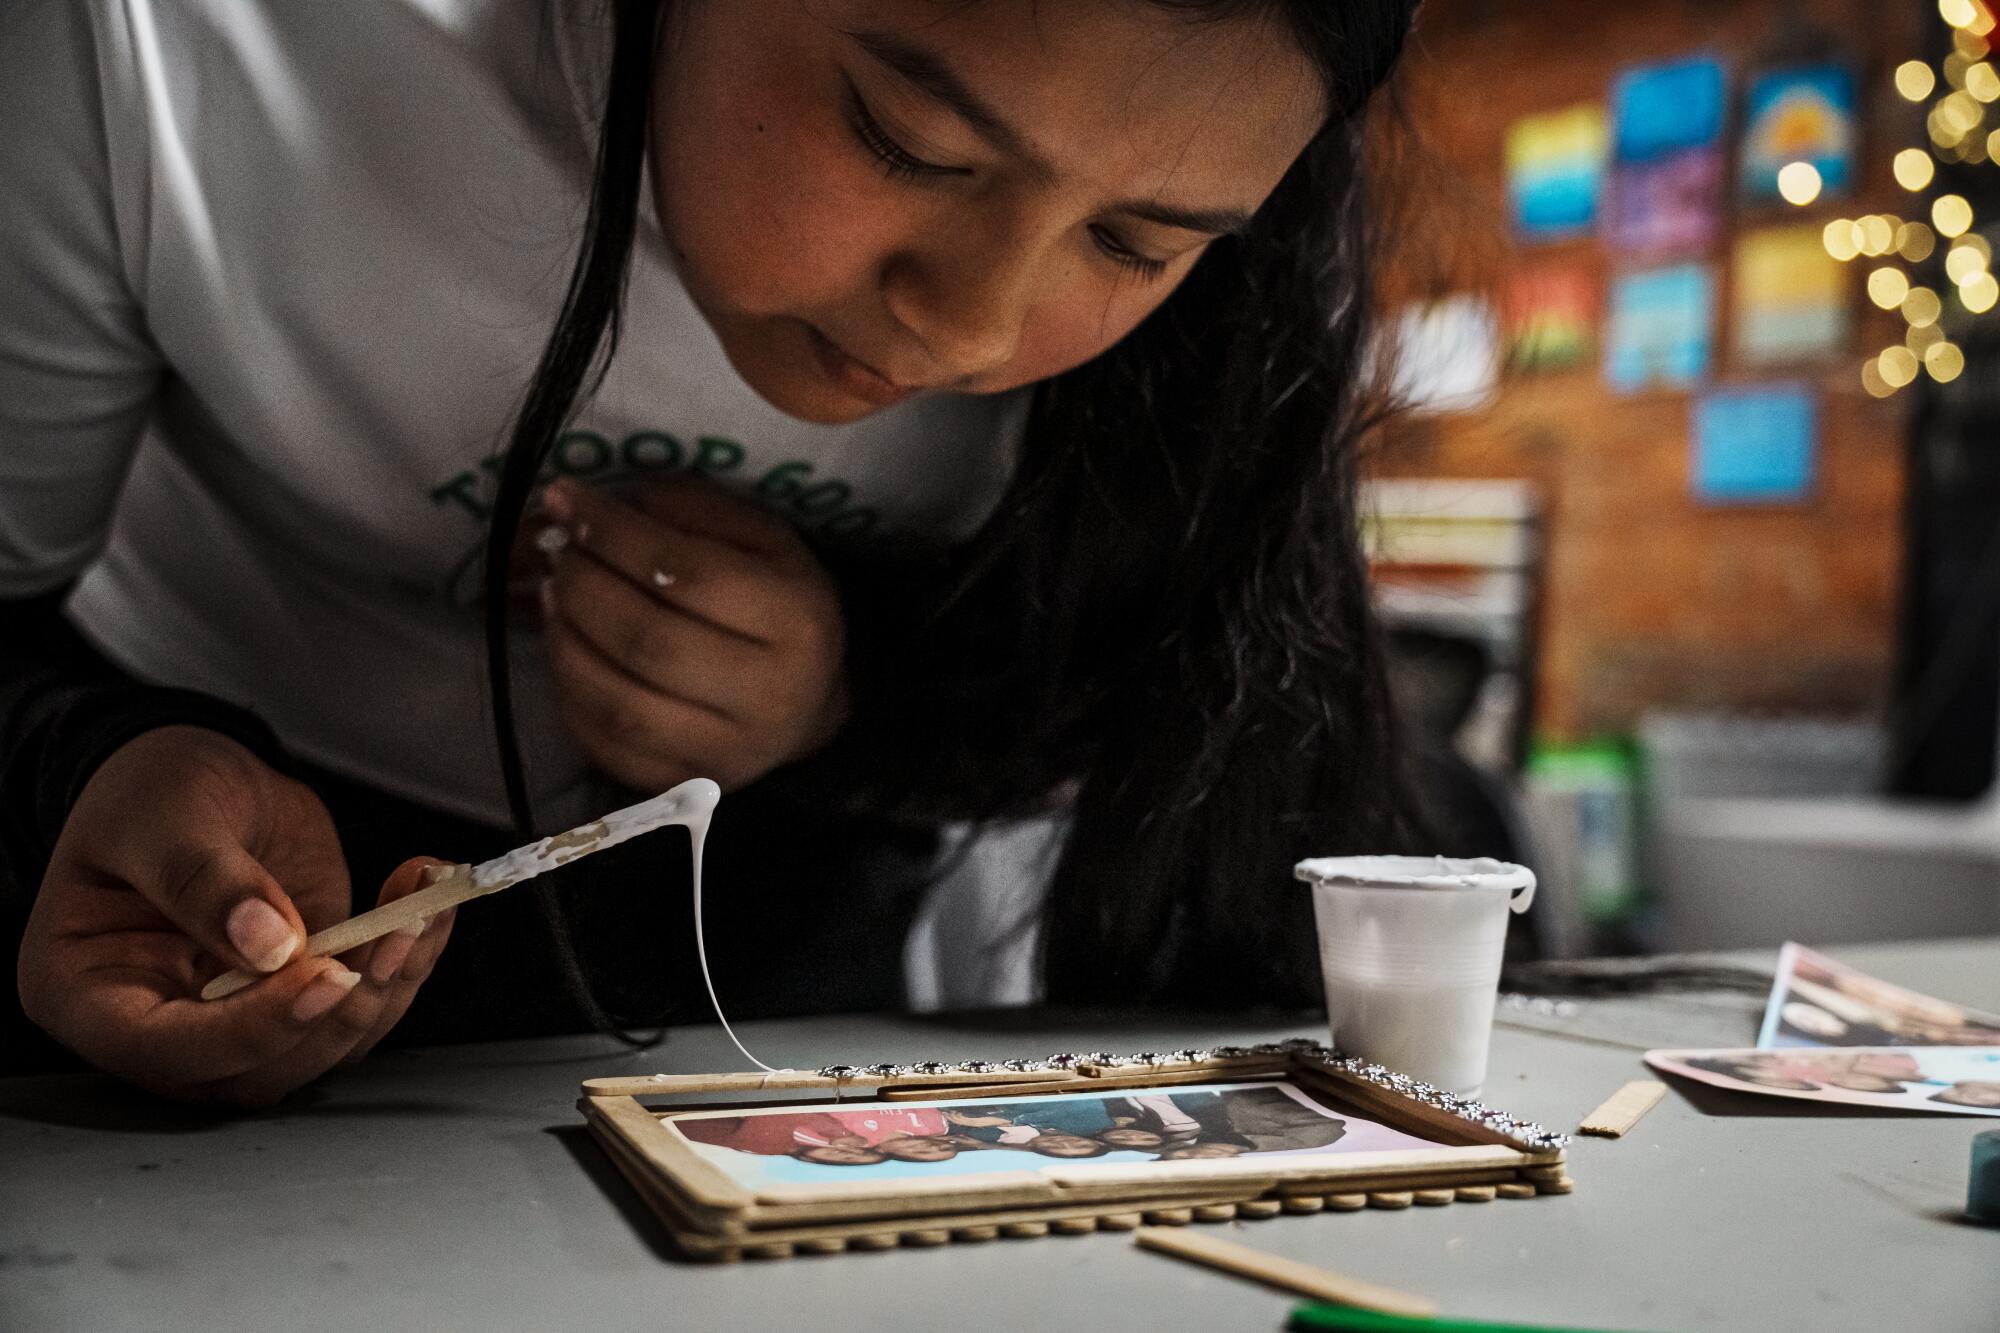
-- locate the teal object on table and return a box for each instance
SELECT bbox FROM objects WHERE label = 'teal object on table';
[1972,1129,2000,1225]
[1288,1304,1646,1333]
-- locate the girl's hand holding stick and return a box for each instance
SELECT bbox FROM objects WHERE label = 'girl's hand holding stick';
[16,727,454,1108]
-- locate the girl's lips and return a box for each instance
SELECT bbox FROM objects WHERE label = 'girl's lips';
[808,326,916,408]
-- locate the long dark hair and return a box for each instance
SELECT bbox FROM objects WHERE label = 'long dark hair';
[485,0,1421,1020]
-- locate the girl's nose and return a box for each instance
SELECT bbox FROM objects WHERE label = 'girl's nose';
[880,215,1039,381]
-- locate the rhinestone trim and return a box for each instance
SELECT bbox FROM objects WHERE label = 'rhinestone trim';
[809,1040,1568,1151]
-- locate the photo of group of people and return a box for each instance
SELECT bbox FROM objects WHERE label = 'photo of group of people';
[666,1080,1443,1187]
[1648,944,2000,1116]
[1759,943,2000,1049]
[1645,1045,2000,1115]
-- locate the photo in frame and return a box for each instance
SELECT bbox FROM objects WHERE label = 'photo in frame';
[671,1080,1442,1189]
[578,1043,1573,1261]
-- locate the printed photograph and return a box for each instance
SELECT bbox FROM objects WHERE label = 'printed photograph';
[1645,1045,2000,1116]
[1757,943,2000,1049]
[664,1080,1443,1188]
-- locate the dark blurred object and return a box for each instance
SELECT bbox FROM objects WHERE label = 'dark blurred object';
[1385,626,1490,745]
[1384,625,1555,960]
[1889,333,2000,801]
[1383,627,1540,906]
[1890,13,2000,805]
[1369,480,1549,956]
[1363,479,1540,772]
[1501,954,1775,998]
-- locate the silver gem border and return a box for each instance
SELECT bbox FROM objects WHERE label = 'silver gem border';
[814,1038,1568,1151]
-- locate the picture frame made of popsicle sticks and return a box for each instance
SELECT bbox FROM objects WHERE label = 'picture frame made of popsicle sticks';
[578,1041,1573,1260]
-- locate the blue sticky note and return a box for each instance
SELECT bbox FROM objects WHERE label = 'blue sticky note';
[1692,386,1817,503]
[1613,56,1727,163]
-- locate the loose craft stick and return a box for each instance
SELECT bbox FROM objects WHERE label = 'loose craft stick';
[1577,1080,1667,1138]
[202,779,720,1000]
[1134,1227,1437,1318]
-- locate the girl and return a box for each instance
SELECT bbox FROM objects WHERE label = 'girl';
[3,0,1416,1105]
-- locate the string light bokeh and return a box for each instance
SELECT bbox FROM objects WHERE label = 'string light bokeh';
[1823,0,1997,395]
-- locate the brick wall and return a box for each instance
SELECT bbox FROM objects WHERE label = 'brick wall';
[1369,0,1925,738]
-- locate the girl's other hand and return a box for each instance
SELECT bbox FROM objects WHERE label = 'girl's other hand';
[16,727,454,1107]
[538,478,849,793]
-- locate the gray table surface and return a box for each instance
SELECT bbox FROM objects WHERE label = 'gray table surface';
[4,937,1997,1333]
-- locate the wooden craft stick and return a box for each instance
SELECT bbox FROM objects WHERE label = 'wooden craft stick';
[201,864,481,999]
[1577,1080,1667,1138]
[202,779,719,1000]
[1134,1227,1436,1318]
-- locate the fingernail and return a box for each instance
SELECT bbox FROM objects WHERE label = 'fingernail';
[367,922,424,983]
[542,482,575,521]
[227,898,299,974]
[533,524,571,564]
[292,965,361,1022]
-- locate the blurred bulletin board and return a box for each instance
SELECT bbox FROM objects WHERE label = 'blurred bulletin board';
[1374,0,1920,740]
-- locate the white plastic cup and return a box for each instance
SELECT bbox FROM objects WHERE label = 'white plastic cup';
[1295,855,1537,1096]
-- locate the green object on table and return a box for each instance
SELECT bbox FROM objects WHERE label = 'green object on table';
[1972,1129,2000,1225]
[1524,737,1642,925]
[1288,1303,1646,1333]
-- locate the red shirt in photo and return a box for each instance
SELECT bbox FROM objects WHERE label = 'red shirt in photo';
[673,1112,852,1156]
[826,1108,950,1144]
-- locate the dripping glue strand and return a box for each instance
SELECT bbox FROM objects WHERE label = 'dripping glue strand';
[202,772,783,1072]
[687,799,782,1074]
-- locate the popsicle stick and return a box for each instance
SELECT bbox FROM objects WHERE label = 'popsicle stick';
[1577,1080,1667,1138]
[200,864,482,1000]
[1134,1227,1436,1318]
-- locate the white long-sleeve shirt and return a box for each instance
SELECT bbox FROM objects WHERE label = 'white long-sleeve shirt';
[0,0,1026,828]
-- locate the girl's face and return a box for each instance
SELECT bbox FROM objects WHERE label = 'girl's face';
[1159,1142,1244,1158]
[651,0,1324,423]
[876,1135,958,1160]
[1028,1132,1107,1157]
[1098,1126,1165,1150]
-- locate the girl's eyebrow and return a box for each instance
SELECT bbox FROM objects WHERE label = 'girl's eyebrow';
[846,30,1254,239]
[1110,199,1251,237]
[847,29,1059,183]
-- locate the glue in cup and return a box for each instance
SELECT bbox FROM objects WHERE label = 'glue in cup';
[1295,855,1536,1097]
